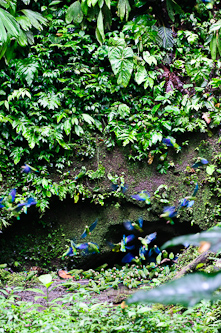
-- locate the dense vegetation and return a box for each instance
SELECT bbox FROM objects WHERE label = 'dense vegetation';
[0,0,221,225]
[1,0,221,331]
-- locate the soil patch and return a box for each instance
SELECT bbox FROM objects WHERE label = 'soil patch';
[1,278,134,310]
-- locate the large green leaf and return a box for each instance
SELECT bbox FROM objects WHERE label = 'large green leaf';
[143,51,157,66]
[16,15,32,31]
[38,274,53,288]
[0,0,10,9]
[134,65,147,85]
[0,8,21,43]
[82,113,94,124]
[155,26,174,49]
[162,226,221,253]
[20,9,48,31]
[166,0,183,22]
[108,45,134,87]
[95,10,105,45]
[209,19,221,33]
[210,34,217,61]
[117,0,131,21]
[65,1,83,24]
[126,271,221,307]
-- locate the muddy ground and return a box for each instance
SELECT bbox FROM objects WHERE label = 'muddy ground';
[2,278,134,309]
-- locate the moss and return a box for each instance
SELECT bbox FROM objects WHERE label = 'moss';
[176,246,200,268]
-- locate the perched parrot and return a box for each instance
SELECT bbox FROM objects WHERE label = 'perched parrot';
[178,183,198,210]
[162,249,168,258]
[0,198,4,209]
[21,164,38,174]
[74,168,86,180]
[147,245,161,263]
[111,183,128,194]
[139,246,147,261]
[8,189,16,203]
[123,217,144,232]
[80,219,98,238]
[131,191,151,204]
[0,189,16,210]
[162,138,180,150]
[152,245,161,255]
[138,231,157,250]
[191,158,208,169]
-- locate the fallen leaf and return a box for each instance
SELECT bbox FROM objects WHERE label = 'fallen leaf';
[202,112,211,124]
[148,152,154,165]
[57,270,73,279]
[199,241,211,253]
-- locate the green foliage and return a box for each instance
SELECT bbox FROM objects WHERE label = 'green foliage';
[0,0,47,61]
[126,227,221,309]
[0,0,220,225]
[207,19,221,61]
[0,271,221,332]
[108,36,134,87]
[155,26,174,49]
[166,0,183,22]
[126,271,221,307]
[162,225,221,253]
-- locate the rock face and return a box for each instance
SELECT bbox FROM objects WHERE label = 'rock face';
[0,132,218,270]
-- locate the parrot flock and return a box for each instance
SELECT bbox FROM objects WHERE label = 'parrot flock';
[62,137,208,269]
[11,140,208,270]
[0,164,38,220]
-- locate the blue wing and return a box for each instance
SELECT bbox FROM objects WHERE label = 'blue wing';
[0,198,4,209]
[111,184,119,191]
[187,200,195,208]
[121,184,128,194]
[122,252,135,264]
[89,218,98,232]
[146,232,157,244]
[125,234,135,244]
[26,197,37,207]
[123,221,134,231]
[138,217,143,228]
[9,189,16,203]
[163,206,177,218]
[13,203,26,212]
[125,245,135,250]
[80,230,87,239]
[162,138,173,147]
[77,243,89,250]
